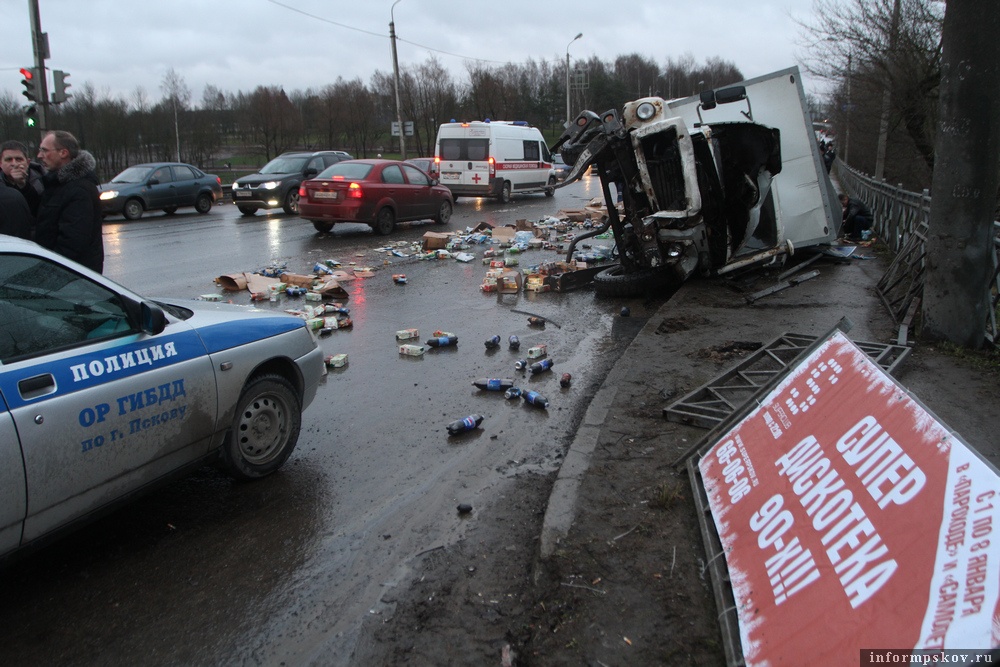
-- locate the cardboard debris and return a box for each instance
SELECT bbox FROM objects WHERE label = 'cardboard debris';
[217,273,249,291]
[280,273,316,289]
[422,231,452,250]
[491,226,516,244]
[314,279,350,299]
[470,221,497,233]
[499,269,522,294]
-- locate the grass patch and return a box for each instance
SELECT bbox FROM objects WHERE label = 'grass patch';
[934,341,1000,374]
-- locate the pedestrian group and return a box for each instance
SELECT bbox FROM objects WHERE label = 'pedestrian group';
[1,131,104,273]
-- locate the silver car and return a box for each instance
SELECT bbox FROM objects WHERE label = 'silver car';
[0,236,325,560]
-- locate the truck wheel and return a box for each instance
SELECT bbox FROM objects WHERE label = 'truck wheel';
[498,182,512,204]
[545,177,556,197]
[222,374,301,481]
[592,265,681,298]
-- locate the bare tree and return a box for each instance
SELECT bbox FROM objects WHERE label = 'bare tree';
[160,68,191,161]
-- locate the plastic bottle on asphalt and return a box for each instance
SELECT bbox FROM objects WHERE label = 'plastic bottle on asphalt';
[473,378,515,391]
[484,335,501,349]
[529,358,555,374]
[504,386,523,399]
[522,391,549,409]
[508,335,520,350]
[426,335,458,347]
[447,414,484,435]
[528,316,546,328]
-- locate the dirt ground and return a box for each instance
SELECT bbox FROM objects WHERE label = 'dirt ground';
[352,245,1000,666]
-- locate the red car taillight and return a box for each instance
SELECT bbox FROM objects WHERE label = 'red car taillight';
[298,185,307,197]
[348,183,363,199]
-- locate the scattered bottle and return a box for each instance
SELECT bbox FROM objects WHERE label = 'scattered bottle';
[393,274,407,284]
[426,335,458,347]
[528,316,546,328]
[447,414,484,435]
[514,359,528,371]
[286,286,307,297]
[560,372,572,387]
[473,378,515,391]
[325,305,350,315]
[620,306,631,317]
[504,386,523,399]
[319,327,334,337]
[508,335,520,350]
[484,335,501,350]
[522,391,549,409]
[529,358,555,374]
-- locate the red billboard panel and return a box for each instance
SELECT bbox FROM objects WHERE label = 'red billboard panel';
[698,331,999,664]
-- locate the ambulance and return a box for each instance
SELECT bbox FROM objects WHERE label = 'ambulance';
[434,120,556,202]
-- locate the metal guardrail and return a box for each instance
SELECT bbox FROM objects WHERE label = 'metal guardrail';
[834,161,1000,346]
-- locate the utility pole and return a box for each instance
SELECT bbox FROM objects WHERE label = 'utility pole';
[565,33,582,125]
[922,0,1000,347]
[28,0,50,135]
[390,0,406,159]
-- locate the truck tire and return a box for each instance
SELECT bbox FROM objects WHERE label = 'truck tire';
[592,265,681,298]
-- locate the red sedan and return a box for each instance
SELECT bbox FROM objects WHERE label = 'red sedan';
[298,159,454,235]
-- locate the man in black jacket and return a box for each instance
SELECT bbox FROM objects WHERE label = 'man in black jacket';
[35,130,104,273]
[0,182,33,239]
[1,140,44,216]
[839,193,872,242]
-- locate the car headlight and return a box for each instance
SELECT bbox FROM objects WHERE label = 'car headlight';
[99,190,119,201]
[231,181,241,189]
[261,181,281,190]
[636,102,656,121]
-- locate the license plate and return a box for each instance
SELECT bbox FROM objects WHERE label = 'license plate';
[314,191,338,200]
[235,190,251,198]
[441,172,460,181]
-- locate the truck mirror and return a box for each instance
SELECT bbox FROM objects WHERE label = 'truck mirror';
[699,90,717,110]
[715,86,747,104]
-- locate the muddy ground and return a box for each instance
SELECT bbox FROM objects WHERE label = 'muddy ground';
[352,245,1000,666]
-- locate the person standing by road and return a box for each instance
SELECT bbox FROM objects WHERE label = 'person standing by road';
[35,130,104,273]
[1,139,44,217]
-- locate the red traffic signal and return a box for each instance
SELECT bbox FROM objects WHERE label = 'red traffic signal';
[20,67,40,103]
[19,67,33,80]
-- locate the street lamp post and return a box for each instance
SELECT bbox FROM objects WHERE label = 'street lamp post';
[390,0,406,159]
[565,33,582,125]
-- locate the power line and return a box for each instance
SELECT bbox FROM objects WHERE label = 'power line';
[265,0,508,66]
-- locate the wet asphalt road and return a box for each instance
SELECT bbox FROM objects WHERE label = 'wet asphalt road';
[0,177,657,665]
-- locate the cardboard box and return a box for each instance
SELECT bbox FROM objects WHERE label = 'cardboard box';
[325,353,348,367]
[398,344,425,356]
[395,328,419,340]
[280,273,316,289]
[422,231,451,250]
[491,226,516,244]
[499,269,522,294]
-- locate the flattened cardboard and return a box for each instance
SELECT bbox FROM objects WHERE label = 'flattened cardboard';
[217,272,249,291]
[315,279,350,300]
[491,226,516,244]
[245,273,279,295]
[280,273,316,288]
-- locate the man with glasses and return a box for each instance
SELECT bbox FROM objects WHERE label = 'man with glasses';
[36,130,104,273]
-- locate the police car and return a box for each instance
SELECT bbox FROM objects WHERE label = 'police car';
[0,236,325,560]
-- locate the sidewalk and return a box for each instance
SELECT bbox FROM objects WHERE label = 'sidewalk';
[532,241,1000,664]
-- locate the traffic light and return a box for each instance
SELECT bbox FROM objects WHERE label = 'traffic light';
[22,105,38,128]
[19,67,40,103]
[52,70,71,104]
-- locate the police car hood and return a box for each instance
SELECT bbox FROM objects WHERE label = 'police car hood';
[154,297,312,351]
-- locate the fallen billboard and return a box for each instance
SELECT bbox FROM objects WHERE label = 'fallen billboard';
[696,330,999,664]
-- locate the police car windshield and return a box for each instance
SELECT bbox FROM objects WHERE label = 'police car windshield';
[260,156,309,175]
[112,166,154,183]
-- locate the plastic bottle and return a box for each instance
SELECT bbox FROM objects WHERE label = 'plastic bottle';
[473,378,515,391]
[529,358,555,374]
[426,335,458,347]
[514,359,528,371]
[484,335,501,349]
[447,414,484,435]
[522,391,549,409]
[325,305,350,315]
[508,335,520,350]
[528,316,546,328]
[504,386,523,399]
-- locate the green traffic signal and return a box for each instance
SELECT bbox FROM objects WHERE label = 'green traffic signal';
[23,105,37,128]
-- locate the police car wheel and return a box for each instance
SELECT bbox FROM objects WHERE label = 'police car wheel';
[223,374,301,480]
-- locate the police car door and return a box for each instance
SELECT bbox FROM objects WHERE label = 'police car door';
[0,394,26,556]
[0,253,217,545]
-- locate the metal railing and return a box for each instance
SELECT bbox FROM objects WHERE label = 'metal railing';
[834,161,1000,346]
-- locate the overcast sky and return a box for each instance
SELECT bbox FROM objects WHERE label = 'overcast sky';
[2,0,826,106]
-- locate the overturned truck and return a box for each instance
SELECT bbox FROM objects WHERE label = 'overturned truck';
[553,66,842,296]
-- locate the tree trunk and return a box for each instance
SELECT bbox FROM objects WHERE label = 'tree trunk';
[921,0,1000,348]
